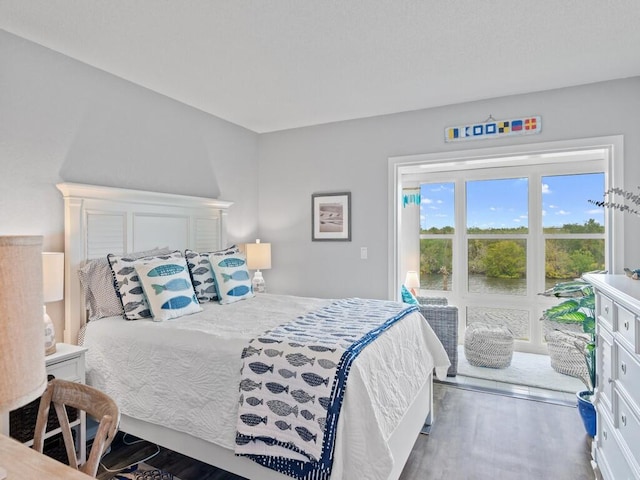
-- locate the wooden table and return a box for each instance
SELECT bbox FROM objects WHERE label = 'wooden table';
[0,434,92,479]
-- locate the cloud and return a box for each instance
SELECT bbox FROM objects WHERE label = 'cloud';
[586,209,604,215]
[421,197,433,205]
[548,204,558,209]
[556,210,571,215]
[542,184,551,194]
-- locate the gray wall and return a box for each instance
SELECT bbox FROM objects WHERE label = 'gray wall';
[0,30,260,338]
[3,27,639,312]
[259,77,640,299]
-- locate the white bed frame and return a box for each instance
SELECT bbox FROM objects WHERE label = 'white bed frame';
[57,182,434,480]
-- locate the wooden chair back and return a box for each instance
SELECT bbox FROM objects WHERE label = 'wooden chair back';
[33,378,121,478]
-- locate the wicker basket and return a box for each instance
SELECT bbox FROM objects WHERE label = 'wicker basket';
[464,322,514,369]
[42,430,76,464]
[545,329,590,383]
[9,374,78,443]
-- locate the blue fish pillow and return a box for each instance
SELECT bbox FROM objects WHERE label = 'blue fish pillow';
[135,257,202,321]
[208,252,255,305]
[185,245,240,303]
[108,250,184,320]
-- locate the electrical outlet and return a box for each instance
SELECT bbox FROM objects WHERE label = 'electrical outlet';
[360,247,368,259]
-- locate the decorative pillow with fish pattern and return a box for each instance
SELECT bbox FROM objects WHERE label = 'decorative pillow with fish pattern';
[108,250,183,320]
[79,247,175,321]
[185,245,240,302]
[209,251,255,305]
[135,257,202,321]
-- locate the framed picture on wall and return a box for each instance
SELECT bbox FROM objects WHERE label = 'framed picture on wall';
[312,192,351,241]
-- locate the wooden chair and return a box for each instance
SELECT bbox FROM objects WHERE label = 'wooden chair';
[33,378,121,478]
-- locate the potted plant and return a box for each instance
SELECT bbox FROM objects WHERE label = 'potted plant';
[588,185,640,217]
[541,278,596,437]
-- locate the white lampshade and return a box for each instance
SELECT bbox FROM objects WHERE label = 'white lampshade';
[0,236,47,412]
[405,270,420,289]
[42,252,64,303]
[246,240,272,271]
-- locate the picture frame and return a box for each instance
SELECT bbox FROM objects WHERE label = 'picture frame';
[311,192,351,241]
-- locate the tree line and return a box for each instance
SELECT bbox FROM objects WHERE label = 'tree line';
[420,220,605,280]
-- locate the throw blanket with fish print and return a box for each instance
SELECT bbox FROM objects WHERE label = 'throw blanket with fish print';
[235,298,418,480]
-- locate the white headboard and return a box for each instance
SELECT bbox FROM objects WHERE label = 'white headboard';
[57,182,233,344]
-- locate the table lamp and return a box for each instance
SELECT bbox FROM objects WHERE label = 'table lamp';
[42,252,64,356]
[0,236,48,480]
[405,270,420,296]
[245,239,271,293]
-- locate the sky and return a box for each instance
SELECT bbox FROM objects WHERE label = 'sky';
[420,173,605,230]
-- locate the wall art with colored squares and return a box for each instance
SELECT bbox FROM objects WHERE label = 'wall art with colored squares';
[445,116,541,142]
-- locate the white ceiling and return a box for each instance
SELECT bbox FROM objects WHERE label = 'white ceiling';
[2,1,640,133]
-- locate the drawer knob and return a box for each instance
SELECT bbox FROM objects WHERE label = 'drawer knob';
[604,306,609,314]
[608,378,614,384]
[602,429,607,440]
[621,362,627,375]
[624,321,629,330]
[621,414,627,426]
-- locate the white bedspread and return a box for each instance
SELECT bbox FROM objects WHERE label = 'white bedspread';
[83,294,450,480]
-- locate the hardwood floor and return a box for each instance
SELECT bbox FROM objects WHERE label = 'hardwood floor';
[97,383,594,480]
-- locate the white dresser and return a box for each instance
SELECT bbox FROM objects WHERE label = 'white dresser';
[584,273,640,480]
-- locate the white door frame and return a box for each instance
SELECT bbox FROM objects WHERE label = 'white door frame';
[388,135,624,302]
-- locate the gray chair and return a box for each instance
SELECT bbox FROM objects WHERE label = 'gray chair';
[416,296,458,376]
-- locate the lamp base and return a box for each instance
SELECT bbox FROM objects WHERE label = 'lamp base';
[43,306,56,356]
[252,270,266,293]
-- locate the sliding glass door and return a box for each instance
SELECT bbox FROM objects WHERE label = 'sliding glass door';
[415,154,606,353]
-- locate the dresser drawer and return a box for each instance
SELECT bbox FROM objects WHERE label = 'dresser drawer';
[617,346,640,412]
[596,410,636,480]
[47,358,82,383]
[598,293,614,331]
[598,327,614,414]
[616,305,637,351]
[616,392,640,468]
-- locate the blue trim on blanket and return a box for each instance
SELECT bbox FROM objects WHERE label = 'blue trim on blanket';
[236,299,418,480]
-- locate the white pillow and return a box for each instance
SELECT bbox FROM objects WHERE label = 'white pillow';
[135,257,202,321]
[209,252,254,305]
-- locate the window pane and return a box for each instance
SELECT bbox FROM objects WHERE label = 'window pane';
[545,239,605,288]
[420,239,452,291]
[468,239,527,295]
[542,173,605,233]
[467,178,528,233]
[420,183,454,233]
[467,306,530,341]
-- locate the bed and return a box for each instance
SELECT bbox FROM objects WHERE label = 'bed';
[57,182,450,480]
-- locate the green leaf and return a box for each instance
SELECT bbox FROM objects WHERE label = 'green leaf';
[544,299,582,319]
[583,317,596,335]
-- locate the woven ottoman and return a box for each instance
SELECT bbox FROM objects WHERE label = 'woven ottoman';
[464,323,514,368]
[545,329,590,382]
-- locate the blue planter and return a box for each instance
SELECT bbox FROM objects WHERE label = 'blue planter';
[577,390,596,437]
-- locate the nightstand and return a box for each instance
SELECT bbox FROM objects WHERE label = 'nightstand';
[1,343,87,465]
